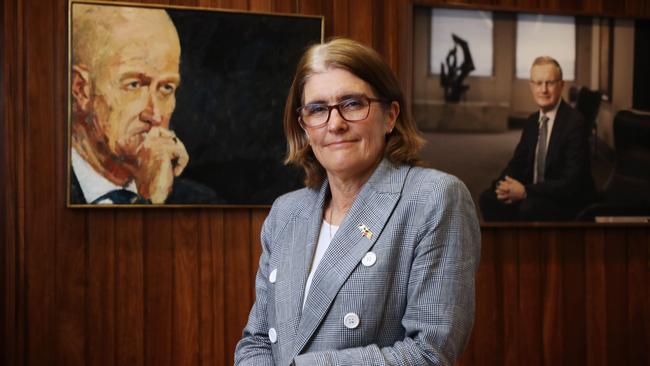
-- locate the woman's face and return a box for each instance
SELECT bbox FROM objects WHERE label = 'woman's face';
[302,68,398,182]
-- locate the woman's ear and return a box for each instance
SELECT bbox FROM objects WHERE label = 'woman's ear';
[386,101,400,133]
[71,65,91,112]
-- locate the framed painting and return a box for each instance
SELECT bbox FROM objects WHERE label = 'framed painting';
[67,0,323,207]
[412,5,650,224]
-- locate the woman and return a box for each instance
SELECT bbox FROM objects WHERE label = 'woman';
[235,38,480,366]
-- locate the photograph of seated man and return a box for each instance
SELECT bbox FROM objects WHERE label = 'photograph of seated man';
[480,56,596,221]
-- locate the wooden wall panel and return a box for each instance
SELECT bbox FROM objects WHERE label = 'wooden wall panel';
[198,209,225,365]
[457,228,650,366]
[223,209,253,364]
[331,0,349,37]
[3,0,25,361]
[273,0,297,13]
[298,1,324,18]
[173,211,201,366]
[415,0,650,17]
[53,0,87,362]
[348,0,373,45]
[626,229,649,365]
[24,0,57,364]
[604,230,629,366]
[2,1,650,366]
[541,230,562,366]
[499,229,519,365]
[584,229,607,366]
[517,229,543,366]
[143,211,174,366]
[115,211,145,366]
[458,228,497,366]
[86,211,116,366]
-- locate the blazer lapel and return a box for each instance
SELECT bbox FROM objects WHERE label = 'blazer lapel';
[291,160,411,358]
[275,182,328,359]
[523,112,541,183]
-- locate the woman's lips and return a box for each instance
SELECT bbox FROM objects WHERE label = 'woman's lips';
[326,139,357,147]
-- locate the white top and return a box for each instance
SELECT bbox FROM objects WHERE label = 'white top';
[71,147,138,204]
[303,220,339,308]
[533,100,561,184]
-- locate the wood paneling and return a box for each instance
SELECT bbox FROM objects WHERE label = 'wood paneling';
[144,211,173,366]
[2,1,650,366]
[87,211,116,366]
[456,227,650,366]
[414,0,650,17]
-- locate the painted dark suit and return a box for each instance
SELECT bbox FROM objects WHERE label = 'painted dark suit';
[480,100,596,221]
[69,169,221,205]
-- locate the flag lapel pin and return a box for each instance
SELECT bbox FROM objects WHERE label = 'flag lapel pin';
[357,224,373,240]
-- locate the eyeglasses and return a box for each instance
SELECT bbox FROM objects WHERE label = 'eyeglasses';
[530,80,561,88]
[297,95,388,129]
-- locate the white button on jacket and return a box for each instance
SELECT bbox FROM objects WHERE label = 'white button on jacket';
[269,268,277,283]
[268,327,277,343]
[343,313,360,329]
[361,251,376,267]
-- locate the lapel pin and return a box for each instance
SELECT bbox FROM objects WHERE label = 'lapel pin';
[357,224,373,240]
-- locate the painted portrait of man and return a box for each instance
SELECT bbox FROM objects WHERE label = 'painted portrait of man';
[68,2,322,206]
[70,4,220,204]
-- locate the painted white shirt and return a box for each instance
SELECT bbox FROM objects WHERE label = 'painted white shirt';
[71,147,138,204]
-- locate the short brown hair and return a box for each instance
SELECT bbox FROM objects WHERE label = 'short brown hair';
[283,38,425,189]
[531,56,563,81]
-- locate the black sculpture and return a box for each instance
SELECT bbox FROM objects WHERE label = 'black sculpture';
[440,34,475,103]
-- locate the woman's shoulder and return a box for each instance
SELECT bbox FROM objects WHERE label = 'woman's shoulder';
[266,186,319,222]
[273,186,317,209]
[402,165,478,234]
[399,165,474,211]
[405,165,468,193]
[262,187,318,239]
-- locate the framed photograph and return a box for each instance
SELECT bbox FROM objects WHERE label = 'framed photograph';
[67,0,323,207]
[412,5,650,223]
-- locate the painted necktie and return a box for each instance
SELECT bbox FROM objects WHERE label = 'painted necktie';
[536,115,549,183]
[92,189,143,204]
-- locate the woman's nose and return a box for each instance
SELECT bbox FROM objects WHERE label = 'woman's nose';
[327,107,348,132]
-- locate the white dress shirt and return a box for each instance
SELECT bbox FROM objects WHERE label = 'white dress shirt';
[71,147,138,204]
[302,219,339,309]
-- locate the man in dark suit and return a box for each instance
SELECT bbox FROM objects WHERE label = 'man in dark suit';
[480,56,596,221]
[69,4,218,205]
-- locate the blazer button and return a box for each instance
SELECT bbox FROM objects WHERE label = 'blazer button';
[268,327,277,343]
[343,313,360,329]
[269,268,277,283]
[361,251,377,267]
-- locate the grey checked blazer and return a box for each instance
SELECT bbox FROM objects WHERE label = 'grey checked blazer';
[235,159,481,366]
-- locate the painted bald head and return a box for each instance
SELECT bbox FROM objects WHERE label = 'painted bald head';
[72,4,180,76]
[71,4,181,165]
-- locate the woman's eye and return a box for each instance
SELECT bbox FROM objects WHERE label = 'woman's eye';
[341,99,363,109]
[306,104,327,115]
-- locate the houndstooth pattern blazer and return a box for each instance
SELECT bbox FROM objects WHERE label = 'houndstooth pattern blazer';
[235,159,481,366]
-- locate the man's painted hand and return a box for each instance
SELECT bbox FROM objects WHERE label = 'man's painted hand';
[495,175,527,204]
[133,126,189,203]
